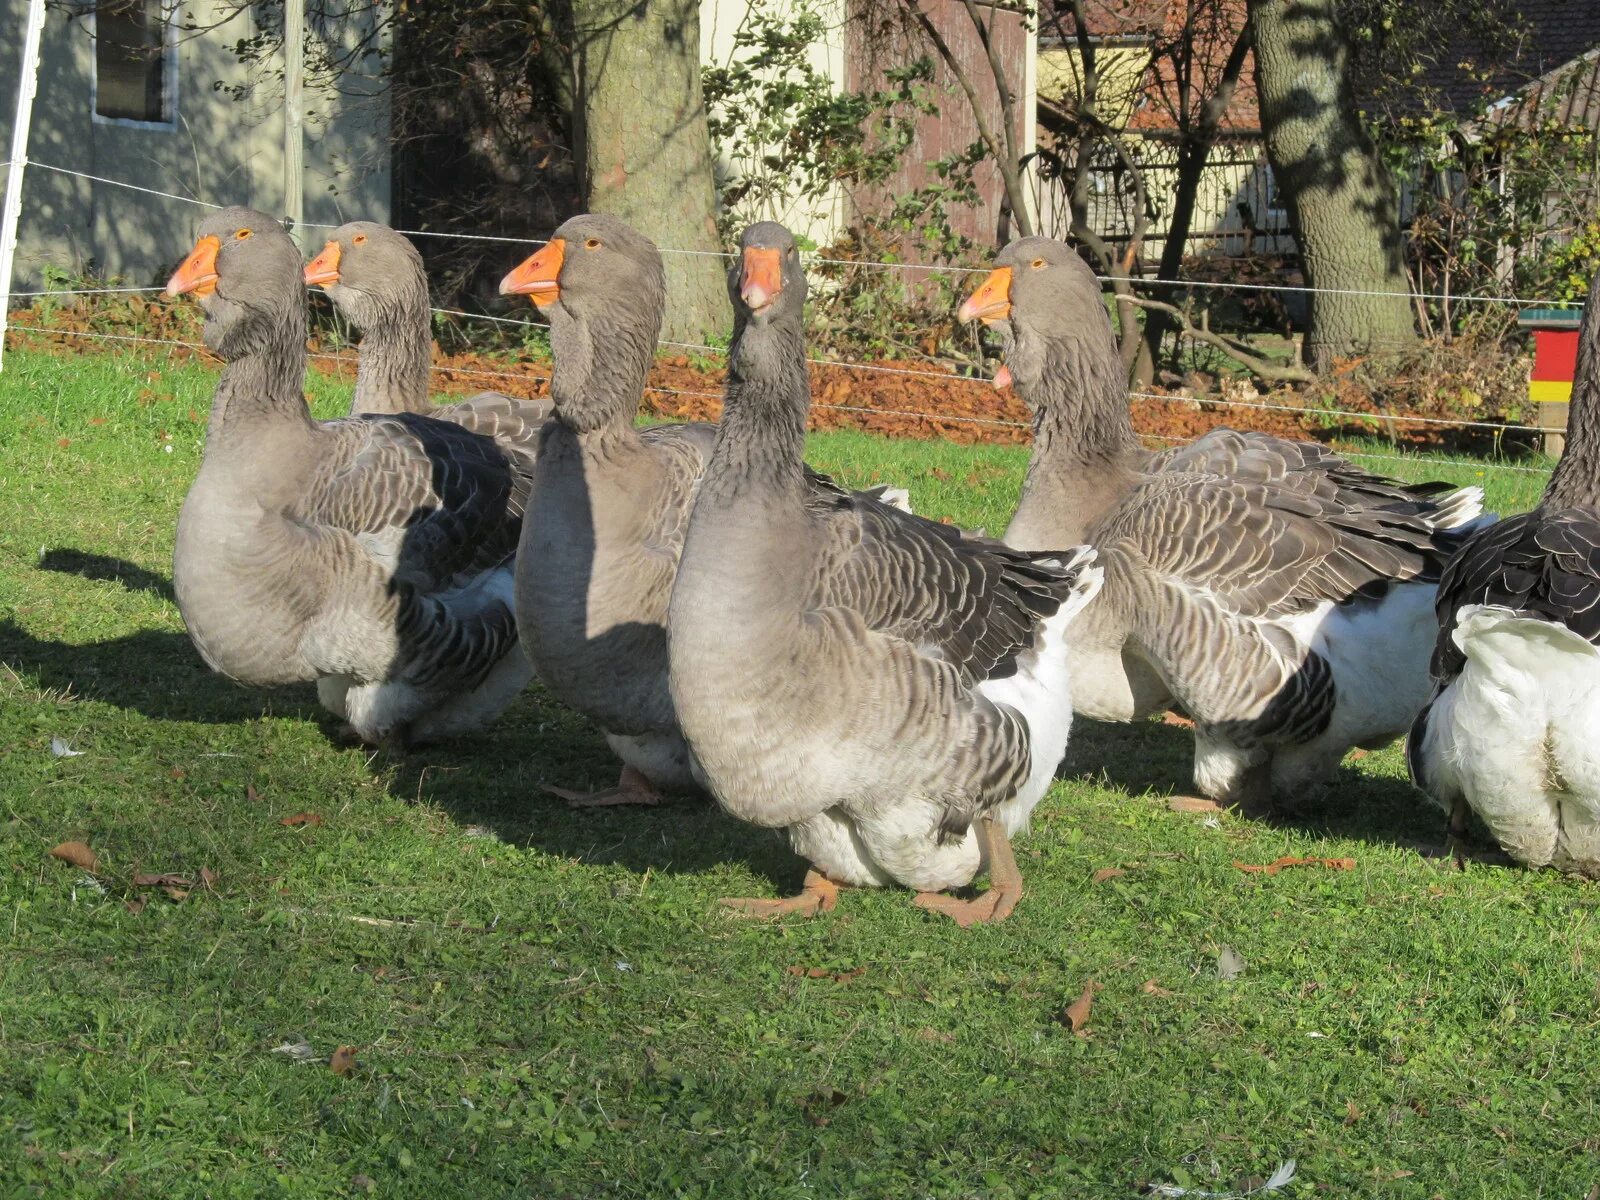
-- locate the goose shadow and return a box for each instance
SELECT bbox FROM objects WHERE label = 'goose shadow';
[380,676,799,888]
[0,618,324,726]
[37,549,177,604]
[1059,715,1454,856]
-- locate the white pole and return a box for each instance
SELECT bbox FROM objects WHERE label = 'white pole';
[0,0,49,374]
[283,0,304,243]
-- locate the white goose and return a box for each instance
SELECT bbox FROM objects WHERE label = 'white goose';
[669,223,1103,924]
[960,239,1487,808]
[1409,267,1600,873]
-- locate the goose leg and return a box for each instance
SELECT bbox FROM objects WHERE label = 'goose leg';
[720,869,839,918]
[1447,794,1470,866]
[544,766,664,808]
[913,817,1023,928]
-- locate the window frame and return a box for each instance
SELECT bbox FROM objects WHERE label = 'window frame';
[89,0,180,131]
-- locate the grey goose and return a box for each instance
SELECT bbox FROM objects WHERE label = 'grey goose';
[668,223,1102,925]
[166,207,534,746]
[498,214,910,808]
[304,221,555,443]
[1409,265,1600,874]
[960,238,1487,809]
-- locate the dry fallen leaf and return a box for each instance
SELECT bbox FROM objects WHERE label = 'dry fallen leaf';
[1140,978,1173,997]
[124,898,147,916]
[163,886,190,902]
[1344,1099,1361,1126]
[50,841,98,871]
[200,866,218,891]
[785,965,866,983]
[1233,856,1355,875]
[246,783,261,804]
[802,1088,849,1126]
[1061,978,1098,1036]
[279,812,325,827]
[133,872,195,888]
[1090,867,1126,884]
[1167,796,1222,813]
[330,1046,358,1076]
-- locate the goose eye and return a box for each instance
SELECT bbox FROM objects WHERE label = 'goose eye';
[585,238,602,250]
[1030,257,1046,269]
[235,228,253,241]
[353,233,367,245]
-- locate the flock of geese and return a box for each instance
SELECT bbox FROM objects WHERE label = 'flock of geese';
[154,204,1600,923]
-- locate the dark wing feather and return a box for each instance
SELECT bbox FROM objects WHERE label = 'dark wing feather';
[306,412,532,589]
[1429,506,1600,680]
[1100,470,1449,619]
[432,391,551,476]
[808,474,1090,685]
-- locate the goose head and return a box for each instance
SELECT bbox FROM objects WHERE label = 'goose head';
[498,215,665,427]
[957,237,1114,393]
[498,214,664,331]
[728,221,807,330]
[304,221,427,332]
[167,207,304,361]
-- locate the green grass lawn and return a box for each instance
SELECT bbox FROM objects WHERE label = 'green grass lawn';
[3,345,1595,1198]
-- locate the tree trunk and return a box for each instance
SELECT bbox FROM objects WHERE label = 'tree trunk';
[571,0,729,345]
[1246,0,1415,371]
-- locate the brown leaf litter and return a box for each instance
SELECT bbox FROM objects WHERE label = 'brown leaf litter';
[49,841,98,871]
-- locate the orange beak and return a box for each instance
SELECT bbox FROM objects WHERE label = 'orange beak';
[500,238,565,306]
[165,235,221,298]
[957,266,1013,324]
[740,247,783,312]
[304,240,342,287]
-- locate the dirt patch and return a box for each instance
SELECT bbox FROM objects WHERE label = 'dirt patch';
[4,308,1534,454]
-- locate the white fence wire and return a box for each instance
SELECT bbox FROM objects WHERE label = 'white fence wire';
[0,158,1571,480]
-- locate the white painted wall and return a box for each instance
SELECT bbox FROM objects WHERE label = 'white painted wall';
[699,0,849,246]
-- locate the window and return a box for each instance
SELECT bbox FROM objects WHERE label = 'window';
[93,1,175,126]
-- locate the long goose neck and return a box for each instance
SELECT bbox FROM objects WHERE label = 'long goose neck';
[549,302,656,440]
[1012,335,1143,544]
[208,303,315,447]
[702,316,810,505]
[1545,283,1600,511]
[353,286,432,413]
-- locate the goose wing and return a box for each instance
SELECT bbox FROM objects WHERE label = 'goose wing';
[637,422,719,556]
[807,474,1092,684]
[432,391,552,474]
[1428,506,1600,679]
[1098,470,1457,741]
[1153,428,1466,516]
[306,413,531,590]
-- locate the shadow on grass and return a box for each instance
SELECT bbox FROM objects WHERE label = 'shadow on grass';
[382,688,798,889]
[1062,715,1450,855]
[37,549,176,604]
[0,619,323,726]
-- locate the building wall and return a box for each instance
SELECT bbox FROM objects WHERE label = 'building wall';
[0,0,390,292]
[845,0,1036,252]
[1033,44,1293,260]
[700,0,849,246]
[1036,42,1149,128]
[700,0,1036,252]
